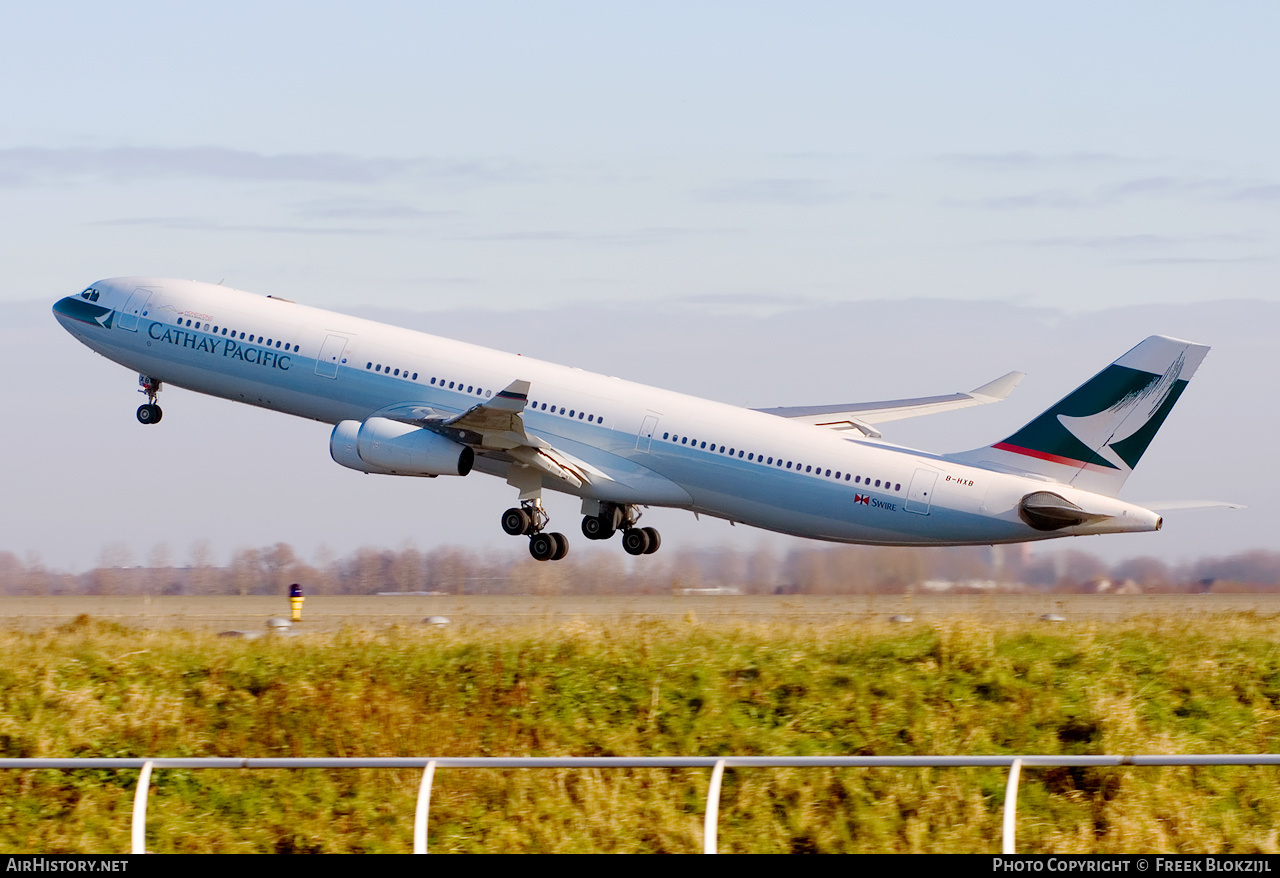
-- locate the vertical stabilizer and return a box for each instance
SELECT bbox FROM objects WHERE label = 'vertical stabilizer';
[948,336,1209,496]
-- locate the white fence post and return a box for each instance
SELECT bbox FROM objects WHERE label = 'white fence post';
[4,753,1277,853]
[131,760,154,855]
[1002,758,1023,854]
[413,760,437,854]
[704,759,726,854]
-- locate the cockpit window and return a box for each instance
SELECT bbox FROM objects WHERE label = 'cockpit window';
[79,288,100,302]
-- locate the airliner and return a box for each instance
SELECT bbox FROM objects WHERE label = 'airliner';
[54,278,1210,562]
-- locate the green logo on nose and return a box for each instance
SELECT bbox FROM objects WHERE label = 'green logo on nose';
[53,297,114,329]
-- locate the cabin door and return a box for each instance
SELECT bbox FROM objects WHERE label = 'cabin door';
[905,469,938,515]
[635,414,660,452]
[316,334,349,378]
[117,287,157,332]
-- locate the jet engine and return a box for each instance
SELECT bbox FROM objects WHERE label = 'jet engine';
[330,418,474,477]
[1018,491,1110,531]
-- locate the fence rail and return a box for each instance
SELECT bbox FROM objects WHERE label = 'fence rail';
[5,755,1279,854]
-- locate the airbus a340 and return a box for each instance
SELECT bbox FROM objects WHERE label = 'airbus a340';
[55,278,1209,561]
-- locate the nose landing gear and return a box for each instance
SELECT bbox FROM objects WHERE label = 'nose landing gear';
[136,375,163,424]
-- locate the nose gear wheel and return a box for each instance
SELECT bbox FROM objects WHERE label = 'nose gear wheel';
[136,374,163,425]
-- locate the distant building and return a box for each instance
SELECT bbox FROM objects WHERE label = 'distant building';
[919,579,1001,593]
[1091,578,1142,594]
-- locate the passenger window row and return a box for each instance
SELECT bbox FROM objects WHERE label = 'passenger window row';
[363,364,496,400]
[529,401,605,427]
[368,362,420,381]
[175,317,300,352]
[661,431,902,491]
[356,367,603,424]
[431,376,491,398]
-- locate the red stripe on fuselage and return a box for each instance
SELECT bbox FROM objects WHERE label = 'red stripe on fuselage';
[991,442,1117,472]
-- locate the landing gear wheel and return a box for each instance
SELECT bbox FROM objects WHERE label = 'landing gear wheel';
[550,532,569,561]
[529,532,556,561]
[581,516,615,541]
[622,528,651,556]
[502,507,531,536]
[136,375,163,423]
[641,527,661,554]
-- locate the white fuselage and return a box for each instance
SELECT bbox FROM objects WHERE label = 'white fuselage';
[54,278,1162,547]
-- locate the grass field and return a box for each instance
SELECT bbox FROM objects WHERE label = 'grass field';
[4,606,1280,853]
[6,592,1280,631]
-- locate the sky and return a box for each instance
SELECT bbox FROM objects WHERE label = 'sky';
[3,3,1277,571]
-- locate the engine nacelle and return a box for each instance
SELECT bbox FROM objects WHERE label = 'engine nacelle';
[331,420,397,474]
[329,418,473,477]
[1019,491,1108,531]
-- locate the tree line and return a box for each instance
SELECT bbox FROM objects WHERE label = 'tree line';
[2,541,1279,596]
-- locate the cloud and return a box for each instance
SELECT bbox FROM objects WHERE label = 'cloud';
[666,291,824,308]
[388,276,482,287]
[937,151,1137,169]
[1019,233,1262,250]
[1003,231,1274,266]
[461,226,717,247]
[87,197,464,236]
[289,198,461,221]
[1101,176,1243,200]
[0,147,529,187]
[1226,184,1280,202]
[90,216,385,236]
[952,174,1280,211]
[951,191,1090,210]
[1118,256,1271,265]
[1007,232,1270,266]
[697,178,861,205]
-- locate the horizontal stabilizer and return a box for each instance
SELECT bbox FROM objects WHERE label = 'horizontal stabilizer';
[1138,500,1245,512]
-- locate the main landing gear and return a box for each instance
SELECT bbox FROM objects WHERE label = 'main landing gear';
[581,502,661,556]
[136,375,163,425]
[501,500,569,562]
[499,499,662,562]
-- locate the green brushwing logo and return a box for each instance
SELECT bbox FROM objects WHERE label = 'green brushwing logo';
[997,358,1188,471]
[52,297,114,329]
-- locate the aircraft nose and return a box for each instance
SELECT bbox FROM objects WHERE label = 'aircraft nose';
[52,296,79,325]
[52,292,114,330]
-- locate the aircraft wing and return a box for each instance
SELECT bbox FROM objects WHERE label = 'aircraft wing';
[753,371,1024,438]
[371,380,609,489]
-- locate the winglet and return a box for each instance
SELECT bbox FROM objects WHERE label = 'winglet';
[969,371,1024,403]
